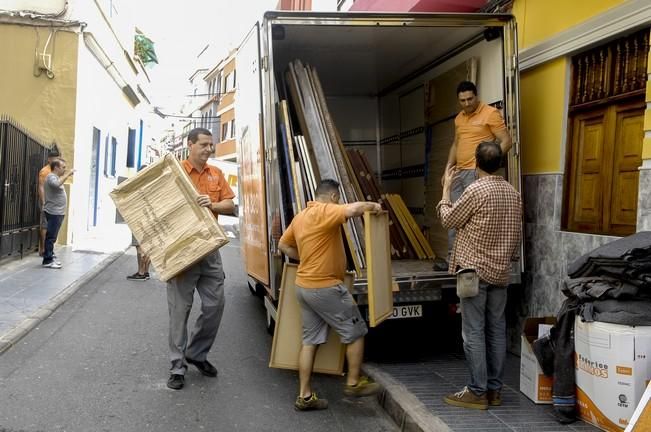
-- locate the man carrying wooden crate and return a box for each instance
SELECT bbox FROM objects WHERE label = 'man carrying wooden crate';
[166,128,235,390]
[278,179,382,411]
[437,142,521,410]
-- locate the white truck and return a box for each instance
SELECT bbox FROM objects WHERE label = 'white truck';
[235,11,523,331]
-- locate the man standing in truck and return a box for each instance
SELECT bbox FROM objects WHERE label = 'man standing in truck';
[165,127,235,391]
[440,81,512,267]
[437,142,522,410]
[278,179,382,411]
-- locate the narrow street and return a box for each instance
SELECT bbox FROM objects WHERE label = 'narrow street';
[0,240,396,432]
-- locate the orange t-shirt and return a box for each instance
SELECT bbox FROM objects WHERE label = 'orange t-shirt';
[182,160,235,211]
[279,201,347,288]
[454,102,507,169]
[39,165,51,186]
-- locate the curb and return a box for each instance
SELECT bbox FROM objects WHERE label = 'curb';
[362,364,452,432]
[0,251,123,355]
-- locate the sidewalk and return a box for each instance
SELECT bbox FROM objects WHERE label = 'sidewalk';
[0,246,121,354]
[364,353,600,432]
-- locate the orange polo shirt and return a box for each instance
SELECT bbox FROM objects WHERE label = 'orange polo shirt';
[455,102,507,169]
[182,160,235,215]
[39,165,51,186]
[279,201,347,288]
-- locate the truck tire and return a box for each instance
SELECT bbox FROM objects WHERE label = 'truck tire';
[266,307,275,336]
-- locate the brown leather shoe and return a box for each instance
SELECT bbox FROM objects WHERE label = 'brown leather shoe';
[443,386,488,410]
[487,389,502,406]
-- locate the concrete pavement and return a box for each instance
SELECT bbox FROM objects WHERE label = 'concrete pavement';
[0,242,396,432]
[0,246,121,354]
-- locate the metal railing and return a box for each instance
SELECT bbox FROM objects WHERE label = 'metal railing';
[0,116,49,259]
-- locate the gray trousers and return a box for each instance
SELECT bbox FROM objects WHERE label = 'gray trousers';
[447,169,478,261]
[167,249,225,375]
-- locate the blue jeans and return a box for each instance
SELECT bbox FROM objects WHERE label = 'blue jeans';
[447,169,477,261]
[43,212,64,264]
[460,283,507,395]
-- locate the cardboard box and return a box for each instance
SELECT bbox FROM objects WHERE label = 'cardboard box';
[110,154,229,281]
[520,317,555,404]
[625,382,651,432]
[575,320,651,432]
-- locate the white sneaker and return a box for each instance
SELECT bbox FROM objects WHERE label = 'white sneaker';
[43,262,62,269]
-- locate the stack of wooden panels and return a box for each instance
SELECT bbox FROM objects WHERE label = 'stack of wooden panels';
[347,149,435,261]
[282,60,366,272]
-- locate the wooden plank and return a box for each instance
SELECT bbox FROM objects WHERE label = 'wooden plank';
[110,154,229,282]
[269,263,353,375]
[286,64,321,181]
[386,194,426,259]
[393,194,436,259]
[364,211,393,327]
[280,100,303,211]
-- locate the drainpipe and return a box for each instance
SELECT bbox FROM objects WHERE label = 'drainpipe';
[82,32,140,106]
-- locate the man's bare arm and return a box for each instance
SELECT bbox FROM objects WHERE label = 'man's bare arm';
[343,201,382,219]
[211,198,235,216]
[442,134,458,186]
[494,128,512,154]
[278,242,300,261]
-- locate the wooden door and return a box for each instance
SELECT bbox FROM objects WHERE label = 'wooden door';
[608,102,645,235]
[567,108,608,233]
[566,100,644,235]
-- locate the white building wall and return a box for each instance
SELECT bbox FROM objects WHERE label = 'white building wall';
[67,0,152,252]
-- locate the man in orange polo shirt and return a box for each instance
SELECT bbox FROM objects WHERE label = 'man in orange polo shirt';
[279,179,382,411]
[166,127,235,390]
[38,148,60,255]
[441,81,512,264]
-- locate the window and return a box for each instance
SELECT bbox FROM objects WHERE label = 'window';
[221,121,230,141]
[111,137,117,176]
[564,29,648,236]
[230,119,236,139]
[127,128,136,168]
[103,135,110,176]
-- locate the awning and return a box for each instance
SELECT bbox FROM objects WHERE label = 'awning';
[349,0,486,12]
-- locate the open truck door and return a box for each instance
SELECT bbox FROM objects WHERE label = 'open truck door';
[236,23,270,290]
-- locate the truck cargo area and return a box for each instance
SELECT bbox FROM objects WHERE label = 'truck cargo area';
[267,13,520,294]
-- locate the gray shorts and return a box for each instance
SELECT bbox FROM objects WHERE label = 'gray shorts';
[296,284,368,345]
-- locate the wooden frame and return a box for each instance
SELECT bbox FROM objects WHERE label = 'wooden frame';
[269,263,353,375]
[110,154,229,281]
[364,211,393,327]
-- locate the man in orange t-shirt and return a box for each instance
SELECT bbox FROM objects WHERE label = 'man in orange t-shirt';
[279,179,382,411]
[441,81,512,264]
[38,148,60,255]
[166,128,235,391]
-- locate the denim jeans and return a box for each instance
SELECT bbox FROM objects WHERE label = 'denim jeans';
[447,169,477,261]
[460,283,507,395]
[43,212,64,264]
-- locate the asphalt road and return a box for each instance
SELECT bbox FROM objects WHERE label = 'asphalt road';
[0,240,396,432]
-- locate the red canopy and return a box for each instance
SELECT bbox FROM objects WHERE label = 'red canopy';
[349,0,486,12]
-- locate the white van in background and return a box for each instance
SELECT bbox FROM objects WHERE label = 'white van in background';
[207,158,239,236]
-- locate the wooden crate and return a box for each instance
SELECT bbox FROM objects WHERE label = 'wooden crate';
[110,154,229,281]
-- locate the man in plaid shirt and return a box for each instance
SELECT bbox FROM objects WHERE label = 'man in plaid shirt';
[437,141,522,410]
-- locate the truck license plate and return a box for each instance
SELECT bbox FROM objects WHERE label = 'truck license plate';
[390,304,422,319]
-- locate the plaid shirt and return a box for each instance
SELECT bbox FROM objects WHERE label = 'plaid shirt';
[437,175,522,286]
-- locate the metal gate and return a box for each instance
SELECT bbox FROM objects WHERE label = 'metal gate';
[0,117,49,259]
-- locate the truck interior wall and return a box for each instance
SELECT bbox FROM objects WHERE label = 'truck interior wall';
[379,37,505,259]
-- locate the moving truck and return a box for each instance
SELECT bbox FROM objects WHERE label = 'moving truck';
[236,11,523,331]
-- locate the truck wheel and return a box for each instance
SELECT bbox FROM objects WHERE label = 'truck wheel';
[266,308,275,336]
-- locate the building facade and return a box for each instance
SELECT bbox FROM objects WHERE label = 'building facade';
[512,0,651,327]
[0,0,157,253]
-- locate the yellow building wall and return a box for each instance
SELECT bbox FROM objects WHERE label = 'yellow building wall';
[519,58,567,174]
[0,24,79,243]
[512,0,649,173]
[512,0,629,49]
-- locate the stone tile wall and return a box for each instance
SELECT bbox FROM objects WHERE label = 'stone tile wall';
[508,173,619,353]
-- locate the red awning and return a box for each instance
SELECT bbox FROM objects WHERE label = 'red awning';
[349,0,486,12]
